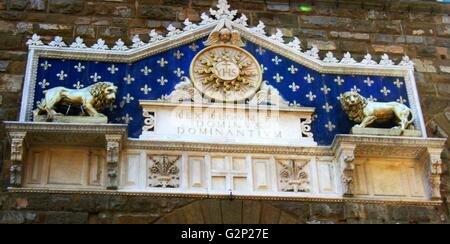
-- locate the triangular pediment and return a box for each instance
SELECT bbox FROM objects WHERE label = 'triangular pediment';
[21,0,426,145]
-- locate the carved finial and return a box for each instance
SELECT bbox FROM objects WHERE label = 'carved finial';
[27,34,44,46]
[112,39,129,51]
[149,30,164,43]
[234,14,248,26]
[49,36,67,48]
[70,36,87,49]
[131,35,146,48]
[399,55,414,67]
[305,45,320,59]
[200,13,215,25]
[183,18,198,31]
[361,53,377,65]
[92,39,109,50]
[251,21,266,35]
[287,37,302,51]
[323,52,339,63]
[379,53,394,65]
[210,0,237,20]
[340,52,357,64]
[167,24,182,37]
[270,29,284,43]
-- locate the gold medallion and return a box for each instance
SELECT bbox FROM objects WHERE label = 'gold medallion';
[190,44,262,102]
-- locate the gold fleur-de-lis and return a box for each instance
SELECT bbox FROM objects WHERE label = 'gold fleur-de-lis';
[108,64,119,74]
[141,84,152,95]
[273,73,284,83]
[321,85,331,95]
[364,77,374,87]
[334,76,344,86]
[260,64,268,74]
[380,86,391,96]
[121,114,133,124]
[56,70,68,81]
[157,58,168,67]
[90,73,102,82]
[368,95,378,102]
[393,79,404,88]
[289,82,299,92]
[141,66,152,76]
[323,103,333,113]
[189,43,199,52]
[397,96,407,104]
[304,74,315,84]
[325,121,336,132]
[290,100,301,107]
[74,63,85,72]
[73,81,84,90]
[288,65,298,74]
[256,46,266,55]
[306,91,317,101]
[124,74,135,84]
[41,61,52,70]
[272,56,282,65]
[174,68,185,77]
[122,93,135,104]
[351,86,361,93]
[38,79,49,89]
[174,50,184,60]
[157,76,168,86]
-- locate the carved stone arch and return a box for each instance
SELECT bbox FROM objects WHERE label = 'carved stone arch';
[153,200,299,224]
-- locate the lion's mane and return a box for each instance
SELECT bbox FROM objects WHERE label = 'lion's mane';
[89,82,116,111]
[341,93,368,123]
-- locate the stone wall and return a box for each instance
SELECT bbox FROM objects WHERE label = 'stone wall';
[0,192,448,224]
[0,0,449,223]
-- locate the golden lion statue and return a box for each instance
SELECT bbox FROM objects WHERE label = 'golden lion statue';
[341,91,415,130]
[34,82,118,120]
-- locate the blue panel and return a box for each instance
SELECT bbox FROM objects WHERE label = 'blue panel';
[34,38,409,145]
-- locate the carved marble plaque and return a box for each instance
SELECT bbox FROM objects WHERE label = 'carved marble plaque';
[190,45,263,102]
[140,101,317,146]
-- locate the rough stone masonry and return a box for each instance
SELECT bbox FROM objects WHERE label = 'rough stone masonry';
[0,0,449,224]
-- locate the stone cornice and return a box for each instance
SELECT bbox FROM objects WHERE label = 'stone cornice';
[3,121,128,136]
[7,188,443,207]
[126,139,333,156]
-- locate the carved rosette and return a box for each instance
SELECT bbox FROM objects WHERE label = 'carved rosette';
[190,45,262,102]
[278,159,310,193]
[106,134,122,190]
[148,155,180,188]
